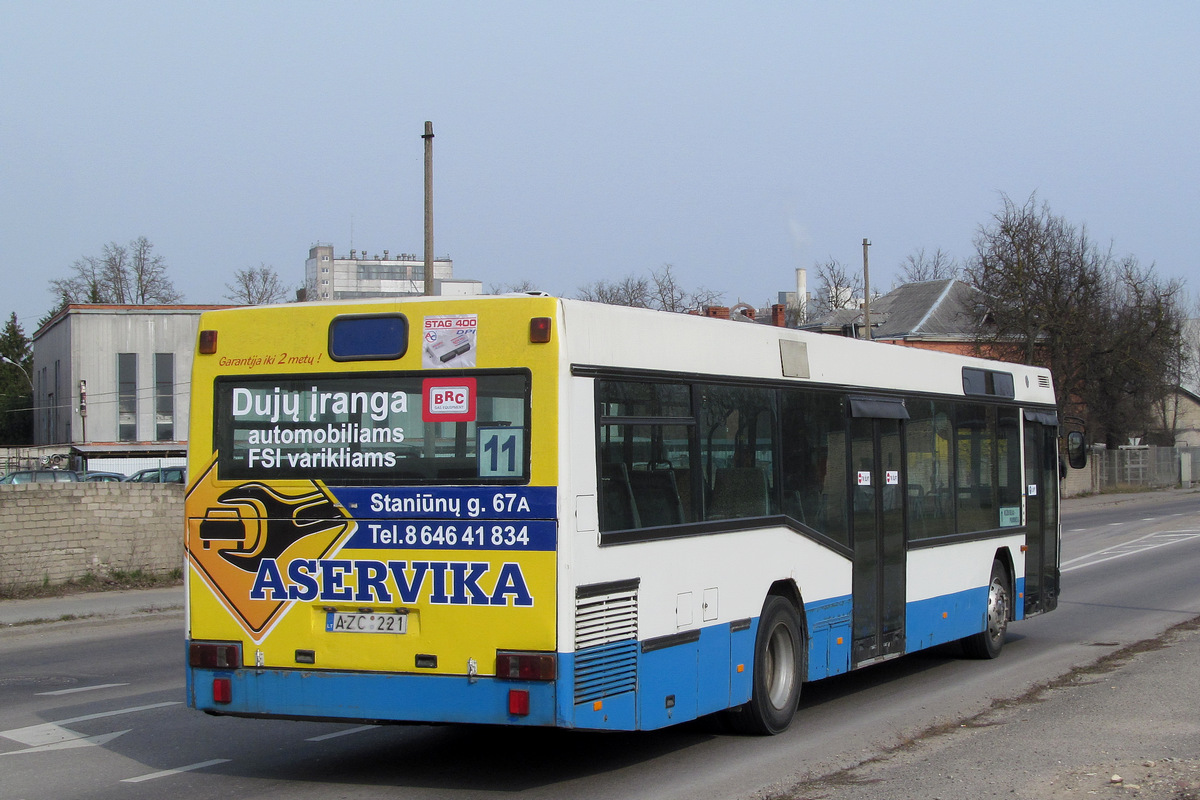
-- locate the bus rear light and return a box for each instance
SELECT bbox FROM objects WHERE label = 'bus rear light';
[212,677,232,704]
[189,642,242,669]
[529,317,552,344]
[508,689,530,716]
[198,329,218,354]
[496,651,556,681]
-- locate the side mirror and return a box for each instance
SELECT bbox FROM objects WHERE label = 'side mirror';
[1066,430,1087,470]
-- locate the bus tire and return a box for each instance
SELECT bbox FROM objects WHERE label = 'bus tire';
[962,560,1010,659]
[728,595,804,735]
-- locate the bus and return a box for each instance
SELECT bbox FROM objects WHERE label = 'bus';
[185,294,1069,734]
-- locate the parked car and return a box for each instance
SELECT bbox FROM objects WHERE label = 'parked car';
[0,469,81,484]
[81,471,127,482]
[126,466,185,483]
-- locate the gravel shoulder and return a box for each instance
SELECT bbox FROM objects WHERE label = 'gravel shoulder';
[762,615,1200,800]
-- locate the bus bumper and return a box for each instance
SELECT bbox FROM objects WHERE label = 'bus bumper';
[186,662,560,727]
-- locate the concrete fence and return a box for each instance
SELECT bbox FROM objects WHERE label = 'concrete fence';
[0,483,183,592]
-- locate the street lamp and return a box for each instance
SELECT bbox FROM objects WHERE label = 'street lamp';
[0,355,33,392]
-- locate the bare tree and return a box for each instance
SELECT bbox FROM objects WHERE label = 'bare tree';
[50,237,182,305]
[1160,312,1200,439]
[898,247,959,284]
[649,264,722,312]
[488,279,542,294]
[967,192,1187,445]
[576,264,723,312]
[127,236,182,304]
[577,274,654,308]
[225,264,290,305]
[812,258,863,314]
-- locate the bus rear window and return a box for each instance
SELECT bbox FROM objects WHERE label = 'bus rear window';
[213,370,530,485]
[328,314,407,360]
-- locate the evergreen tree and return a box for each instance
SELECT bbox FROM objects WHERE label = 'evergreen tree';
[0,312,33,445]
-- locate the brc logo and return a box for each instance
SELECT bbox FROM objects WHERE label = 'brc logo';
[423,377,476,422]
[430,387,470,414]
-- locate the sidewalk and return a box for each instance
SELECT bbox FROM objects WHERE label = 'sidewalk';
[1062,484,1200,512]
[0,585,182,629]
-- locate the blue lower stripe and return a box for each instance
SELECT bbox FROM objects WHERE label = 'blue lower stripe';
[187,584,1000,731]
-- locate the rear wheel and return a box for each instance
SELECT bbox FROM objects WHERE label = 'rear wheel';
[962,560,1010,659]
[727,595,804,735]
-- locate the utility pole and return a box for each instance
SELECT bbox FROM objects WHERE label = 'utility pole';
[861,238,872,340]
[78,379,87,443]
[423,121,435,296]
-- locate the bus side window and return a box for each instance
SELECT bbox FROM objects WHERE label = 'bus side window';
[628,468,684,528]
[600,462,640,532]
[708,466,769,519]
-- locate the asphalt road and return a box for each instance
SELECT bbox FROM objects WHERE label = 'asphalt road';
[1,489,1198,800]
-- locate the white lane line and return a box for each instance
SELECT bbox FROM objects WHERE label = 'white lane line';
[37,683,129,696]
[122,759,230,783]
[53,701,181,727]
[1062,530,1200,573]
[306,724,379,742]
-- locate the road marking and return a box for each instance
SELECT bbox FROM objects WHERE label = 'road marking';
[1,702,180,751]
[1,730,129,755]
[37,683,129,696]
[50,701,180,728]
[1062,530,1200,573]
[122,759,230,783]
[306,724,379,742]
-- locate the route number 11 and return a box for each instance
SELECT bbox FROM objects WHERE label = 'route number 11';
[478,426,524,478]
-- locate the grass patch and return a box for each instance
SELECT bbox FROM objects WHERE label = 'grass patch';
[1097,483,1173,495]
[0,567,182,601]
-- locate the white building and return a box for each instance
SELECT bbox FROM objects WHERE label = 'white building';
[30,305,233,466]
[305,244,482,301]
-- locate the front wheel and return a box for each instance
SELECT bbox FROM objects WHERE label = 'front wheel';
[962,560,1010,659]
[727,595,805,735]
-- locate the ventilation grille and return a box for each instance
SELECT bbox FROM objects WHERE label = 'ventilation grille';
[574,582,638,703]
[1038,375,1051,389]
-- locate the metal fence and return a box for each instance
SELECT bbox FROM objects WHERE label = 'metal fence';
[1089,446,1199,491]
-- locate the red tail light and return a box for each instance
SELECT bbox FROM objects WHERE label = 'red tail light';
[495,651,556,680]
[508,689,530,716]
[529,317,552,344]
[212,677,232,704]
[189,642,241,669]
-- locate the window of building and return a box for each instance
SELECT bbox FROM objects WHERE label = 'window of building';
[118,353,137,442]
[155,353,174,441]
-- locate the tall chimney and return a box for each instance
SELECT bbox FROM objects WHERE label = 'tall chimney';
[423,121,435,296]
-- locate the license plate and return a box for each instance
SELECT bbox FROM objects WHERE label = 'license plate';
[325,611,408,634]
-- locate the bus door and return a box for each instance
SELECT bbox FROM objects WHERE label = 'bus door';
[1023,416,1060,615]
[849,397,908,666]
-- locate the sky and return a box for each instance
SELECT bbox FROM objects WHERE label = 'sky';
[3,2,1198,332]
